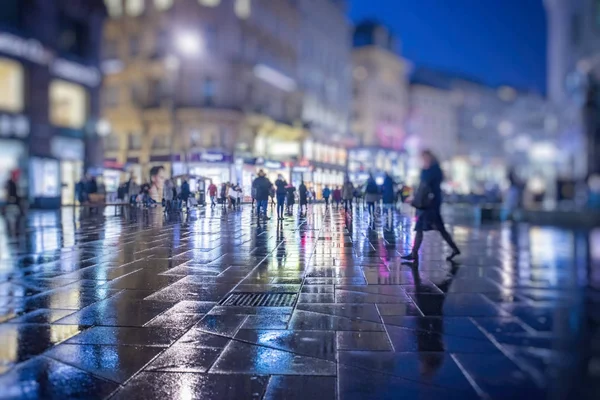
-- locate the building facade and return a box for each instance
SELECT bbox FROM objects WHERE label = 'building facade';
[0,0,106,208]
[349,21,410,183]
[545,0,599,177]
[102,0,303,196]
[101,0,351,198]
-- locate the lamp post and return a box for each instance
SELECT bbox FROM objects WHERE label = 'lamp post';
[167,31,203,179]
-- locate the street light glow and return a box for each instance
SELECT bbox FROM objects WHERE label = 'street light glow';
[175,32,202,56]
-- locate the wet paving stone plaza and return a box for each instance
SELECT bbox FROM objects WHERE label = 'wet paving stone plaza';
[0,205,598,399]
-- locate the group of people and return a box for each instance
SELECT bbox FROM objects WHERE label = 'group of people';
[251,171,309,220]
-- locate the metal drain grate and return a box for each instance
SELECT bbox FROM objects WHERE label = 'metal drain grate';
[220,292,297,307]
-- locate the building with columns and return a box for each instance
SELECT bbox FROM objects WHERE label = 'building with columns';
[101,0,305,194]
[349,21,410,183]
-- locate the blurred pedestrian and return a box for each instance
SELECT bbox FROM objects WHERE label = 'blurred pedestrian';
[299,181,308,214]
[3,170,24,216]
[364,174,380,218]
[126,176,139,206]
[382,172,395,217]
[342,179,354,211]
[228,183,238,210]
[402,150,460,262]
[163,179,174,212]
[332,186,342,209]
[180,179,191,209]
[220,183,227,207]
[322,185,331,207]
[286,183,296,214]
[208,181,218,208]
[275,174,287,220]
[76,175,89,205]
[148,166,165,205]
[252,170,272,221]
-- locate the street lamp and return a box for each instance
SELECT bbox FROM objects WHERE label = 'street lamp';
[168,31,202,179]
[175,32,203,57]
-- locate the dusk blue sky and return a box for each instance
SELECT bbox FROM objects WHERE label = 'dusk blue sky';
[349,0,547,94]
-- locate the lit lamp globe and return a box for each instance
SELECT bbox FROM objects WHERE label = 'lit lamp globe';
[175,32,203,56]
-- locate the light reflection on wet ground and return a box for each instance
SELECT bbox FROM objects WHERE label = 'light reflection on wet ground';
[0,205,598,399]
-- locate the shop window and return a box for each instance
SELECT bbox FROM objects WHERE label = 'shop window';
[0,58,24,113]
[199,0,221,7]
[126,0,145,16]
[234,0,251,19]
[49,80,88,129]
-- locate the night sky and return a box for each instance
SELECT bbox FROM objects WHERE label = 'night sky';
[349,0,547,94]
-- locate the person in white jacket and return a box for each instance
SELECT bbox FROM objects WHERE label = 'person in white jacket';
[228,184,238,210]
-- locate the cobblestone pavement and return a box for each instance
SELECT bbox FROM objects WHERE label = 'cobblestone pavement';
[0,205,598,399]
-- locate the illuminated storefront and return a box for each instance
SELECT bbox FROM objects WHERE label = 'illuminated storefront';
[0,57,28,204]
[187,150,234,185]
[347,147,406,185]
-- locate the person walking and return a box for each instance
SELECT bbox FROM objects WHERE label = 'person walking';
[286,183,296,214]
[75,175,89,205]
[126,176,139,206]
[228,183,238,210]
[299,181,308,214]
[207,182,218,208]
[220,183,227,207]
[364,174,380,218]
[163,179,174,212]
[252,170,272,221]
[180,179,191,209]
[402,150,461,262]
[342,179,354,211]
[3,170,24,216]
[381,172,395,220]
[274,174,287,220]
[322,186,331,207]
[332,186,342,209]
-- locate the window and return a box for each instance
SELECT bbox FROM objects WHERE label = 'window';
[234,0,251,19]
[103,86,119,107]
[126,0,145,16]
[105,134,120,151]
[129,35,140,57]
[152,135,170,149]
[154,0,173,11]
[57,13,89,58]
[49,80,88,129]
[129,133,142,150]
[199,0,221,6]
[104,0,123,17]
[0,58,24,113]
[202,78,216,105]
[103,39,119,60]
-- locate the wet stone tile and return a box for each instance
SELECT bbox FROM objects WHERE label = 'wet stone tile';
[235,329,337,361]
[289,310,385,331]
[211,341,337,375]
[240,314,290,329]
[0,356,119,399]
[111,372,268,400]
[195,314,247,337]
[175,329,230,348]
[5,309,74,324]
[386,325,499,353]
[66,326,183,347]
[46,344,163,383]
[263,376,336,400]
[337,331,392,351]
[144,345,222,373]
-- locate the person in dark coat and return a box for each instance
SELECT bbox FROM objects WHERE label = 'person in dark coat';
[298,182,308,213]
[252,170,272,221]
[364,174,380,217]
[180,179,191,206]
[274,174,287,220]
[286,184,296,214]
[322,186,331,206]
[402,150,460,262]
[381,173,395,217]
[3,170,24,215]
